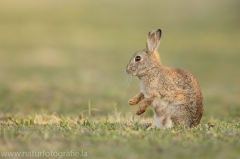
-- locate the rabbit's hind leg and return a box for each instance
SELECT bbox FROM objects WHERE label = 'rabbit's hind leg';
[154,115,173,128]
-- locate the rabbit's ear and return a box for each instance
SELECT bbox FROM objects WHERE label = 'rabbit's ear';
[146,29,162,53]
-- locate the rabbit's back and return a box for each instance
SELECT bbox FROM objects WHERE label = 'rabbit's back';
[158,67,203,127]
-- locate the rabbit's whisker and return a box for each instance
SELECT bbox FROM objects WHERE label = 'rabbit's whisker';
[125,74,133,92]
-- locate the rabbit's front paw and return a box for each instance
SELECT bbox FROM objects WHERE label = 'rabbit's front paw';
[128,99,138,105]
[136,108,146,115]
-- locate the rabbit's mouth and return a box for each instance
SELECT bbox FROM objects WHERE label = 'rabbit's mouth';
[126,63,138,76]
[126,68,137,76]
[126,69,131,74]
[126,69,133,75]
[126,64,132,75]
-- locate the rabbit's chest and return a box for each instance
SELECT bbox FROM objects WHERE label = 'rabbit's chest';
[140,78,161,98]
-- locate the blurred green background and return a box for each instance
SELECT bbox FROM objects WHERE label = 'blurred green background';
[0,0,239,120]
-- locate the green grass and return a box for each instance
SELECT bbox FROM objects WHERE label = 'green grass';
[0,0,240,158]
[0,115,240,159]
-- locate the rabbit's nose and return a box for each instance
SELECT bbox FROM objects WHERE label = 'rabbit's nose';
[126,68,130,74]
[126,65,131,74]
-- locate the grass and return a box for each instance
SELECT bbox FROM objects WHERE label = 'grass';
[0,0,240,158]
[0,114,240,159]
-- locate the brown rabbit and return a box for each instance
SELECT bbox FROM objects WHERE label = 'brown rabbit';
[126,29,203,128]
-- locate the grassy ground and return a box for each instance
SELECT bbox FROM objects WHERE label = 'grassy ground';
[0,0,240,158]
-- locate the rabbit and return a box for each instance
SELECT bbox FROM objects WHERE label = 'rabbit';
[126,29,203,128]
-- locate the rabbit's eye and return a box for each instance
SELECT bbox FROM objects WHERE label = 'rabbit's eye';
[135,56,141,62]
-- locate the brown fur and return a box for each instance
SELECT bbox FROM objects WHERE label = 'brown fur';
[126,29,204,128]
[153,51,161,64]
[162,117,167,126]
